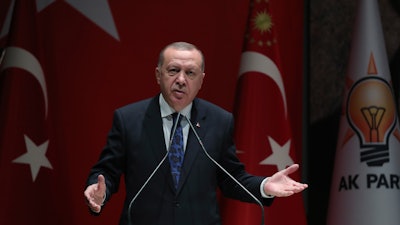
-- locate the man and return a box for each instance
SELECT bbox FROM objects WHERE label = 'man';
[84,41,307,225]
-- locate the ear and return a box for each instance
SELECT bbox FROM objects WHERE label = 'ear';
[155,67,161,84]
[199,72,205,89]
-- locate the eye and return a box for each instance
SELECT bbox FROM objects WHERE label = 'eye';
[185,70,198,79]
[167,68,179,76]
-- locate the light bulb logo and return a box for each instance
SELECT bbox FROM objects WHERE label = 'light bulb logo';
[347,76,396,166]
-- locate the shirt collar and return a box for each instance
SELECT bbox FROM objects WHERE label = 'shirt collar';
[159,94,192,119]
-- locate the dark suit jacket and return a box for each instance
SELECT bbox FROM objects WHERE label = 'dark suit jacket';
[86,94,273,225]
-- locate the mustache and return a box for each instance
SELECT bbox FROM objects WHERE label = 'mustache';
[172,85,185,91]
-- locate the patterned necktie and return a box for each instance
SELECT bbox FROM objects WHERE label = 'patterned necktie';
[168,113,184,189]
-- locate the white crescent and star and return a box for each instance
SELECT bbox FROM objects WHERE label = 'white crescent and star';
[1,47,48,116]
[1,2,292,176]
[1,47,52,182]
[12,135,52,181]
[238,51,294,171]
[259,137,293,171]
[0,0,120,182]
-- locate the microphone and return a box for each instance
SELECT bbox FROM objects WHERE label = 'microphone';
[183,115,265,225]
[127,113,182,225]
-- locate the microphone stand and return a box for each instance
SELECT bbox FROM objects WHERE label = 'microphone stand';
[184,115,265,225]
[127,113,182,225]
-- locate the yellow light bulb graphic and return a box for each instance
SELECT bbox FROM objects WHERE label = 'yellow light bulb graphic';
[347,76,396,166]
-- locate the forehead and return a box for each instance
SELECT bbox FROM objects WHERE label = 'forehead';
[163,48,202,67]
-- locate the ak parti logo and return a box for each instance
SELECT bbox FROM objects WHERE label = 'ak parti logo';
[346,75,396,167]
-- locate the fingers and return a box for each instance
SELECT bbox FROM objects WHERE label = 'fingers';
[286,179,308,194]
[275,183,308,197]
[276,190,295,197]
[84,174,106,213]
[84,184,102,213]
[97,174,106,193]
[271,164,308,196]
[289,183,308,193]
[87,199,102,213]
[282,164,299,175]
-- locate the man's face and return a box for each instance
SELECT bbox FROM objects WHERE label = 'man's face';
[155,47,205,112]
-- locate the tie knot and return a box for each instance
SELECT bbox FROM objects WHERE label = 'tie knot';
[171,113,182,124]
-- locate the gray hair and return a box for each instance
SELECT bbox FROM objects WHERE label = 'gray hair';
[157,41,205,72]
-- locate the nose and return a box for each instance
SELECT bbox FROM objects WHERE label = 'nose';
[175,71,186,85]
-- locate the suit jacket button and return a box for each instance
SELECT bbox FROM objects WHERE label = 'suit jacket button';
[174,201,180,207]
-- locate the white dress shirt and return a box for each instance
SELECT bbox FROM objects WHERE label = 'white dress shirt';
[158,94,273,198]
[159,94,191,151]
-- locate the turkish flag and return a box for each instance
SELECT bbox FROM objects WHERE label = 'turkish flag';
[0,1,251,225]
[0,0,67,224]
[220,1,307,225]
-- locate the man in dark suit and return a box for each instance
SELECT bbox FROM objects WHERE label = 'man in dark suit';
[84,41,307,225]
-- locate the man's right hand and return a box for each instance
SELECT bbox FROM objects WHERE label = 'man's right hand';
[84,174,106,213]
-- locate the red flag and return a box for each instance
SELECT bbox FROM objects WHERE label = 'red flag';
[0,1,250,225]
[220,1,306,225]
[327,1,400,224]
[0,1,67,224]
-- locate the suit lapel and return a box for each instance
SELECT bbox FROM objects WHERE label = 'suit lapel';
[143,96,173,187]
[176,99,208,193]
[144,97,210,193]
